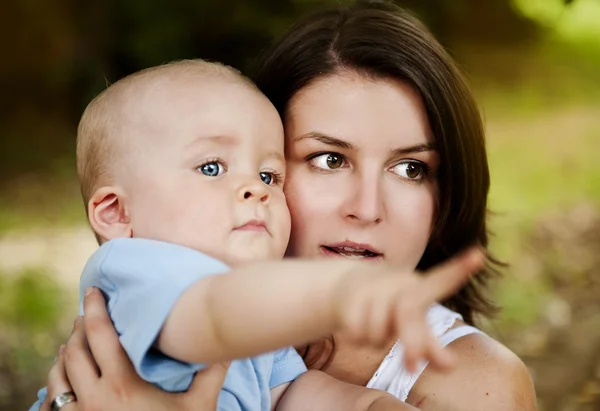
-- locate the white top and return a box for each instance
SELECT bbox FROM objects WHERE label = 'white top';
[366,303,484,401]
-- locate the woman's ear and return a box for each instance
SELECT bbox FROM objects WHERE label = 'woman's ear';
[88,186,132,242]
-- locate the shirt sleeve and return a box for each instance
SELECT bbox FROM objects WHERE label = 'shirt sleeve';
[269,347,307,388]
[79,238,230,392]
[28,387,45,411]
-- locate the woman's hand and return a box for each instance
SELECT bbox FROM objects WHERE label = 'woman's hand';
[41,288,229,411]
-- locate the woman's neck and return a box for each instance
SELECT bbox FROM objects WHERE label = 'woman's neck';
[299,334,397,386]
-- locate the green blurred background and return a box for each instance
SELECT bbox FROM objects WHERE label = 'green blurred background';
[1,0,599,410]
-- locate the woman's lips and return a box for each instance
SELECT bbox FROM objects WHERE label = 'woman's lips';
[320,241,383,260]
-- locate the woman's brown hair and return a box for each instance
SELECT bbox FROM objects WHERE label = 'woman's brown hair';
[252,0,502,325]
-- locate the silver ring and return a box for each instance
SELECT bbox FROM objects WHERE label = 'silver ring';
[50,391,77,411]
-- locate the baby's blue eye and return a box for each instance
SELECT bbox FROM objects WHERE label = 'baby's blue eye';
[260,172,273,185]
[198,161,225,177]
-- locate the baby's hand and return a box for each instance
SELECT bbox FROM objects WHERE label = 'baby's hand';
[335,247,484,373]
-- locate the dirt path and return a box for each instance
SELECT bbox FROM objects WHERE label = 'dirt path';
[0,225,96,290]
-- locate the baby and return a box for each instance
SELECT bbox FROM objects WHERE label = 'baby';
[33,60,482,411]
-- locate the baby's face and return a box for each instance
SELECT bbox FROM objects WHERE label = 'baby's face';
[118,76,290,266]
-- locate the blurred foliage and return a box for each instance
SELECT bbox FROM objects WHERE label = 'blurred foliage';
[0,269,68,410]
[488,204,600,411]
[0,270,64,330]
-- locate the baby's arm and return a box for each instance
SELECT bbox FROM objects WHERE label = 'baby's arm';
[158,257,359,363]
[158,245,483,368]
[274,370,418,411]
[85,238,359,366]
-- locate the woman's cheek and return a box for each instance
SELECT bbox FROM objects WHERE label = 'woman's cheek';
[286,172,315,224]
[285,169,330,257]
[284,169,307,255]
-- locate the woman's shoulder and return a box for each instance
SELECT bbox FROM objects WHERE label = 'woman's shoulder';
[408,330,538,410]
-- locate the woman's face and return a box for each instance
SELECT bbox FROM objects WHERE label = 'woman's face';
[283,71,438,271]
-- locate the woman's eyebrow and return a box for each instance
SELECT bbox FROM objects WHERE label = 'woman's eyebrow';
[292,131,353,149]
[391,143,436,156]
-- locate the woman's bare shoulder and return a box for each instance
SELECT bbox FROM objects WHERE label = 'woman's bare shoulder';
[407,332,538,411]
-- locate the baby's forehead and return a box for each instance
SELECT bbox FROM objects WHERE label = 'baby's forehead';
[137,61,255,93]
[114,69,273,146]
[114,71,223,124]
[119,68,263,127]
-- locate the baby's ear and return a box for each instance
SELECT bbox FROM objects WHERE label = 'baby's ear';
[88,186,132,242]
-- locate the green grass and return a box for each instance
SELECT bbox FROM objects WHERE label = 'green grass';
[488,114,600,215]
[0,269,67,333]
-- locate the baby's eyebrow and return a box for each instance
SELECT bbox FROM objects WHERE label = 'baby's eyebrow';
[187,135,237,148]
[266,150,285,163]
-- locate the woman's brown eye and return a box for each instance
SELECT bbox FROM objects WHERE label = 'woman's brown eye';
[326,154,343,169]
[310,153,346,170]
[406,163,421,179]
[391,161,426,181]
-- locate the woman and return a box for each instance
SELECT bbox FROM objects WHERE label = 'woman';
[41,1,537,410]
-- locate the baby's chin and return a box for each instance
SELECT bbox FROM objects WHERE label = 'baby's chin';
[225,249,284,267]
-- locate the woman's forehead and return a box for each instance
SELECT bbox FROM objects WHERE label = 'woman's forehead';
[285,71,434,150]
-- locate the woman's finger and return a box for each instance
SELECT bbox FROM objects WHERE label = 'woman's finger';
[63,316,100,398]
[182,362,231,409]
[45,345,78,411]
[419,247,484,304]
[82,287,134,377]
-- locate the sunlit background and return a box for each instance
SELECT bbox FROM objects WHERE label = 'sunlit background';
[1,0,599,410]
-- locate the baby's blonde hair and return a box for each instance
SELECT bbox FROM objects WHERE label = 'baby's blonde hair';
[76,59,256,242]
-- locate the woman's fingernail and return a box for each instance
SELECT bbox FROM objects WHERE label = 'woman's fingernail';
[85,287,95,296]
[74,316,82,326]
[58,344,65,355]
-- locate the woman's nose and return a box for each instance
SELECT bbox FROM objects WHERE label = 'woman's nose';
[341,175,384,225]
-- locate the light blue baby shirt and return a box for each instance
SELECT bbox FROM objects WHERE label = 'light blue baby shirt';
[31,238,306,411]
